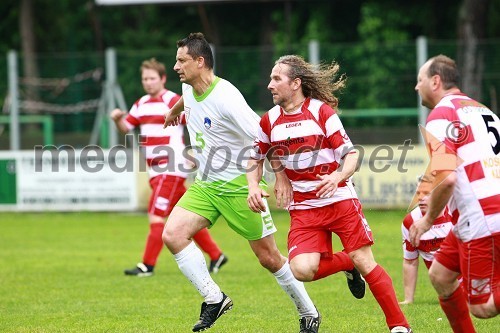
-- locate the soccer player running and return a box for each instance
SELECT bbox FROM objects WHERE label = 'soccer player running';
[400,174,454,305]
[247,55,412,333]
[162,33,321,333]
[110,58,227,277]
[411,54,500,332]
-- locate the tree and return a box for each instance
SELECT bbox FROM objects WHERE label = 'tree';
[20,0,40,105]
[2,0,499,115]
[457,0,491,101]
[347,1,415,110]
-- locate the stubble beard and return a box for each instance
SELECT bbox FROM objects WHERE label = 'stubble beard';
[272,95,282,107]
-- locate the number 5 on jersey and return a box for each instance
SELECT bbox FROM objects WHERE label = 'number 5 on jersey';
[195,131,205,149]
[482,115,500,154]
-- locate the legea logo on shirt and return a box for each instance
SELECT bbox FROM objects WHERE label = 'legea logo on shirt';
[204,117,212,129]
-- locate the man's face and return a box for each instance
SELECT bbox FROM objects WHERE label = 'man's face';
[174,46,199,84]
[141,68,165,97]
[416,181,432,214]
[415,61,435,109]
[267,63,295,107]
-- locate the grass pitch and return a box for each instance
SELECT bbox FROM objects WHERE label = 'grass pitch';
[0,209,498,332]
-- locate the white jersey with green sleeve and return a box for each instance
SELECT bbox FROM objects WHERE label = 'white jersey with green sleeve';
[182,77,262,195]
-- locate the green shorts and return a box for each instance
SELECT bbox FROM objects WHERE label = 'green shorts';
[176,181,277,240]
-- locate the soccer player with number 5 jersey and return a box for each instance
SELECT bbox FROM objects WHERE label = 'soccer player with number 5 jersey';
[411,54,500,332]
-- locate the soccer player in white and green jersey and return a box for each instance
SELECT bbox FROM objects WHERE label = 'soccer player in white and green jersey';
[162,32,321,333]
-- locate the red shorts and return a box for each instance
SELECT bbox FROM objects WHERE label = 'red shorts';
[434,232,500,305]
[423,259,433,270]
[148,175,186,217]
[288,199,373,261]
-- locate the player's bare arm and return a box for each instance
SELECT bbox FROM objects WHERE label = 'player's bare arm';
[399,259,419,305]
[410,171,456,247]
[163,96,184,128]
[110,108,129,134]
[269,156,293,210]
[246,158,269,213]
[315,151,359,198]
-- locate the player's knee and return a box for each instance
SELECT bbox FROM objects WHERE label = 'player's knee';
[162,222,180,247]
[428,267,447,289]
[470,303,497,319]
[289,262,315,282]
[257,254,282,272]
[161,227,173,246]
[349,249,376,275]
[470,308,489,319]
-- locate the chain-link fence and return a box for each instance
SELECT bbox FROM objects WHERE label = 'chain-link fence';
[1,38,499,149]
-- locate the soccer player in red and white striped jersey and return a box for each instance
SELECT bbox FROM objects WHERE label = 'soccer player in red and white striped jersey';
[111,58,226,277]
[400,174,454,304]
[411,54,499,331]
[247,55,412,333]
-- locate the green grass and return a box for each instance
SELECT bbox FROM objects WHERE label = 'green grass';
[0,210,498,332]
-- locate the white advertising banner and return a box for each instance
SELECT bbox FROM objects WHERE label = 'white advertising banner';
[0,144,430,211]
[0,149,138,211]
[352,143,429,209]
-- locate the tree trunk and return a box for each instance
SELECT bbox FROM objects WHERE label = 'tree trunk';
[457,0,490,101]
[20,0,40,107]
[258,8,274,110]
[197,5,221,72]
[86,1,104,52]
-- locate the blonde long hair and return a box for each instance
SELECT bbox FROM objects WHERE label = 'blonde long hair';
[275,55,346,109]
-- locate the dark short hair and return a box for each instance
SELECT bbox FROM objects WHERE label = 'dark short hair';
[176,32,214,70]
[428,55,459,89]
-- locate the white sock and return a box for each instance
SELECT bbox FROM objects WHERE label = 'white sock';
[273,262,318,317]
[174,241,223,304]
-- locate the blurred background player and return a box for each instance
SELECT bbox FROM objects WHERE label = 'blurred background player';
[411,54,500,332]
[399,174,454,304]
[110,57,227,277]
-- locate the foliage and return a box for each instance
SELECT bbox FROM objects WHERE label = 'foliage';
[346,2,416,112]
[1,0,500,133]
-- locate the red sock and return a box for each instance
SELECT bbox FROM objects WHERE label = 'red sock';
[193,228,221,260]
[439,286,477,333]
[312,251,354,281]
[364,265,409,329]
[142,222,164,266]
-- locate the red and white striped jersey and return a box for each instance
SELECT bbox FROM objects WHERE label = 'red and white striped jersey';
[425,92,500,242]
[252,98,358,210]
[123,89,187,179]
[402,206,453,263]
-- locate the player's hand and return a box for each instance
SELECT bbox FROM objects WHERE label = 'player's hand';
[274,175,293,210]
[163,110,181,128]
[247,186,270,213]
[185,158,196,170]
[315,173,341,198]
[409,215,432,247]
[110,108,126,122]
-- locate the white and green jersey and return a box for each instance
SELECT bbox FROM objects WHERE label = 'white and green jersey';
[182,77,262,195]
